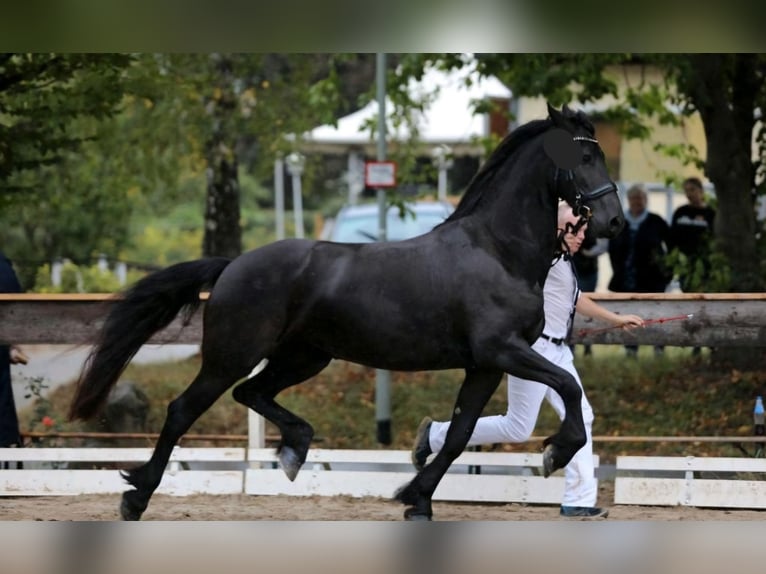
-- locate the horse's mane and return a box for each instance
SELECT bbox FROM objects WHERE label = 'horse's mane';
[440,108,594,225]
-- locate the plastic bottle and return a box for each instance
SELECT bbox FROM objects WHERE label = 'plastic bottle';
[754,396,765,436]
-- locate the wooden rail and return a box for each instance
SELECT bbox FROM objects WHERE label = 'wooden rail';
[573,292,766,347]
[1,292,766,346]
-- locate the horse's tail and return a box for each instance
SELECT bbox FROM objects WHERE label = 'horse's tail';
[68,257,232,421]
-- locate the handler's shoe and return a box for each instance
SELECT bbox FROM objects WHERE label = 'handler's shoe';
[560,505,609,519]
[411,416,433,471]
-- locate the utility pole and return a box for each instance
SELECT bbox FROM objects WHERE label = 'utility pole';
[375,52,392,445]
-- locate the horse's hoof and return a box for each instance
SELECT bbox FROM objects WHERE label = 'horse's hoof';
[542,444,556,478]
[279,446,302,481]
[404,507,432,521]
[120,495,144,521]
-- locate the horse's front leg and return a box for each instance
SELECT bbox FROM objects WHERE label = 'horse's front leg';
[394,368,503,520]
[497,341,587,477]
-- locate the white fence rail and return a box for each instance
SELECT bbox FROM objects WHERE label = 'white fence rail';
[0,447,592,505]
[246,448,592,503]
[4,448,766,509]
[0,447,246,496]
[615,455,766,509]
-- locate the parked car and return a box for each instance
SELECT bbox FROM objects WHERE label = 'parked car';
[322,200,455,243]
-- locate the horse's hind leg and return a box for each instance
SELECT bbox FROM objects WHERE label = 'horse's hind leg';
[395,368,503,520]
[120,363,237,520]
[232,343,331,481]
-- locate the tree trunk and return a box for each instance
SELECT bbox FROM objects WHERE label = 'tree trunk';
[202,54,242,259]
[686,54,762,292]
[203,148,241,258]
[685,55,765,368]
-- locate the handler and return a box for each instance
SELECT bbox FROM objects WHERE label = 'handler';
[412,202,644,519]
[0,250,28,452]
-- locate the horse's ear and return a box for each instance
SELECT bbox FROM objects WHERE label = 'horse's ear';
[543,128,582,170]
[547,103,565,126]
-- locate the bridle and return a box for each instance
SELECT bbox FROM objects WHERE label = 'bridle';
[553,134,618,258]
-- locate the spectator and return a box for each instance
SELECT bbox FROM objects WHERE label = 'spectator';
[571,232,608,356]
[670,176,716,292]
[669,176,716,357]
[608,184,672,357]
[0,251,29,454]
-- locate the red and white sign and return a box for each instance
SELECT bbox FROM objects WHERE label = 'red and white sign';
[364,161,397,188]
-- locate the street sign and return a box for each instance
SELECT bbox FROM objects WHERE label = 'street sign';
[364,161,397,188]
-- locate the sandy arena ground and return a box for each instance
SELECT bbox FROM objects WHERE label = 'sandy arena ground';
[3,481,764,521]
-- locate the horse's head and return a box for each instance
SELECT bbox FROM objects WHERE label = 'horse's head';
[545,103,624,238]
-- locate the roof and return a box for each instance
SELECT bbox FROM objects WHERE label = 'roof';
[303,63,512,155]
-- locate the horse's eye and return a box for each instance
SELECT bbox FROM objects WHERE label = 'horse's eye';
[582,153,592,164]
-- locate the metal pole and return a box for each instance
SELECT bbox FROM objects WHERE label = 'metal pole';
[348,151,363,205]
[438,165,448,201]
[253,156,285,455]
[274,155,285,240]
[376,54,388,243]
[292,172,305,239]
[374,52,392,445]
[666,186,674,223]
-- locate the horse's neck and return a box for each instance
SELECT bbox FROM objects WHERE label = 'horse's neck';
[491,183,557,249]
[469,175,558,282]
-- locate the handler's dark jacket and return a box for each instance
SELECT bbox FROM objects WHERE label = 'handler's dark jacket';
[0,251,23,447]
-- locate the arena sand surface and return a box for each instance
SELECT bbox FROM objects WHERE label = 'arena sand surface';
[3,481,765,521]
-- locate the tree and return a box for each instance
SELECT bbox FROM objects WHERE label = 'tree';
[396,53,766,292]
[1,53,375,285]
[122,53,353,259]
[672,54,764,291]
[0,53,134,194]
[0,54,137,285]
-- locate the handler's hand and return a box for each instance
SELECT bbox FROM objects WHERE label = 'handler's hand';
[615,314,644,329]
[9,346,29,365]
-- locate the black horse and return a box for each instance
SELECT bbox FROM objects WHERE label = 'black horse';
[69,104,624,521]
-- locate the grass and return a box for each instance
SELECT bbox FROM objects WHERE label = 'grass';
[18,345,766,464]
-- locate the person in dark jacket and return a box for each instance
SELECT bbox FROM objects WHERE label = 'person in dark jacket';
[608,184,672,357]
[0,251,29,452]
[670,176,716,292]
[669,177,716,357]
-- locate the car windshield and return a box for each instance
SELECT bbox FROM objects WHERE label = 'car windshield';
[331,208,450,243]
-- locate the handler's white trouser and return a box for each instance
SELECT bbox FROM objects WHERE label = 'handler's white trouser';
[428,337,596,508]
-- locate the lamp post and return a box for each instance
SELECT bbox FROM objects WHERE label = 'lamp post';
[431,144,453,202]
[285,151,306,239]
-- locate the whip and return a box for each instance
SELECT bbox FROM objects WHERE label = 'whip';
[577,313,694,338]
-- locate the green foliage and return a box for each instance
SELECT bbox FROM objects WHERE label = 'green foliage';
[665,246,731,293]
[21,376,67,452]
[653,142,705,181]
[0,53,135,192]
[32,261,144,293]
[0,111,158,288]
[124,224,204,268]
